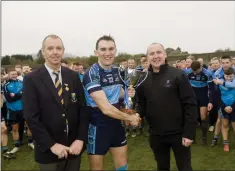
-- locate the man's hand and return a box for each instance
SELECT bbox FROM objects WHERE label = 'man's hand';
[213,78,223,85]
[128,86,135,98]
[128,113,141,126]
[50,143,70,159]
[207,103,213,112]
[225,106,232,114]
[182,137,193,147]
[69,140,83,155]
[10,93,15,97]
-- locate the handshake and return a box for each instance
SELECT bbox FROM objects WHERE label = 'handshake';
[50,140,83,159]
[121,108,141,126]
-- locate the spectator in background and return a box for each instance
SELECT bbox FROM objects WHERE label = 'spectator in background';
[3,68,24,157]
[72,62,84,82]
[15,65,23,81]
[197,58,208,69]
[127,58,136,74]
[232,56,235,67]
[119,59,128,70]
[175,60,181,68]
[61,59,69,68]
[179,59,186,70]
[185,56,195,69]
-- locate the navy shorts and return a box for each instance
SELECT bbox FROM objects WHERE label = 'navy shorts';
[221,110,235,122]
[87,123,127,155]
[7,109,24,125]
[193,87,209,107]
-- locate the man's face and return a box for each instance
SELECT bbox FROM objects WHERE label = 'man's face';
[232,57,235,66]
[185,59,193,68]
[72,65,79,72]
[121,61,128,69]
[197,58,203,67]
[140,57,147,64]
[22,66,31,74]
[42,37,64,66]
[15,66,22,74]
[180,60,186,69]
[142,61,149,69]
[95,40,116,67]
[9,71,18,80]
[211,60,220,71]
[221,59,232,71]
[128,59,136,69]
[224,74,234,82]
[147,44,167,69]
[78,65,84,74]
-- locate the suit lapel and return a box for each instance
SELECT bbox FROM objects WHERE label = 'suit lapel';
[61,67,70,109]
[39,65,63,108]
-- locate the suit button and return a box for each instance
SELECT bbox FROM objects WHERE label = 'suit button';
[62,114,65,117]
[64,130,67,132]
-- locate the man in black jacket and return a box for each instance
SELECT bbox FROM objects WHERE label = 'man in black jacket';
[23,34,89,171]
[136,43,198,171]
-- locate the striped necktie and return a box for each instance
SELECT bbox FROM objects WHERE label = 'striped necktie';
[53,71,64,105]
[53,71,68,135]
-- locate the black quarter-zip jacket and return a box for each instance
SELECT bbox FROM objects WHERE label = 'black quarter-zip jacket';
[136,64,198,140]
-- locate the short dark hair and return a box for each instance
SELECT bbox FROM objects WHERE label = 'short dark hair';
[224,67,234,75]
[191,61,201,71]
[221,55,231,61]
[73,62,80,66]
[7,68,16,73]
[95,35,116,50]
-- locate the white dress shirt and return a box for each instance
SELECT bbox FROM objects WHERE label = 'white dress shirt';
[44,63,62,85]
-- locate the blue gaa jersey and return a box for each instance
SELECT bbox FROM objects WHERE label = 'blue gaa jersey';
[185,68,213,88]
[214,66,235,79]
[219,78,235,106]
[83,63,123,126]
[4,80,23,111]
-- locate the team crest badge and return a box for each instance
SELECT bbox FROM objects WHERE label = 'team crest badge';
[71,93,77,102]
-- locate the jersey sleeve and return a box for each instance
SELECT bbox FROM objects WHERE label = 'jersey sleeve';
[83,67,102,94]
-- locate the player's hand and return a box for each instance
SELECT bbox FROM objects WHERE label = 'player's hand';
[69,140,83,155]
[50,143,70,159]
[225,106,232,114]
[182,137,193,147]
[213,78,223,85]
[128,86,135,98]
[207,103,213,111]
[129,113,141,126]
[10,93,15,97]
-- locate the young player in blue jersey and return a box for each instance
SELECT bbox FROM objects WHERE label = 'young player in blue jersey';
[211,55,235,146]
[184,61,213,144]
[83,35,141,171]
[214,67,235,152]
[3,68,24,156]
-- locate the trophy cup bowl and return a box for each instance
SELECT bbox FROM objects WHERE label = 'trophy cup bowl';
[119,69,148,115]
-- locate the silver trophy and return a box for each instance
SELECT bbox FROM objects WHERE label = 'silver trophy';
[118,68,148,114]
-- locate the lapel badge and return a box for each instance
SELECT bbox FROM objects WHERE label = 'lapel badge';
[71,93,77,102]
[64,83,69,91]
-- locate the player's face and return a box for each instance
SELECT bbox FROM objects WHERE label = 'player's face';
[147,44,167,69]
[78,65,84,74]
[42,37,64,66]
[180,60,186,68]
[224,74,234,82]
[128,60,136,69]
[72,65,79,72]
[95,40,116,68]
[221,59,232,71]
[185,59,193,68]
[211,60,220,71]
[9,71,18,80]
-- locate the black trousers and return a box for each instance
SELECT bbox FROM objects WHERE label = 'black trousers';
[18,117,25,143]
[149,134,192,171]
[209,105,218,126]
[39,156,81,171]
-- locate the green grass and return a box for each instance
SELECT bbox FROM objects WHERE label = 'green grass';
[2,128,235,170]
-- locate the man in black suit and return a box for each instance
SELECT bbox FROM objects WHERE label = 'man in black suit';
[23,34,89,171]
